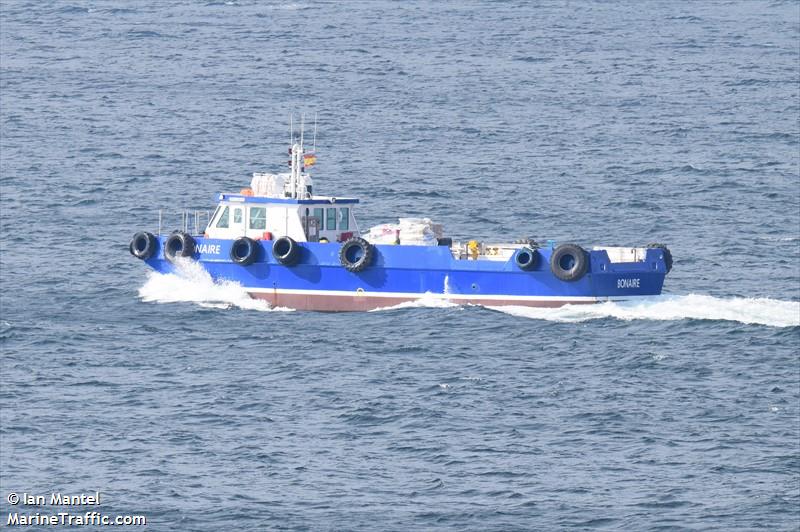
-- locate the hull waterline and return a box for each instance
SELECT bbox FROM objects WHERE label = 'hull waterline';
[247,288,627,312]
[138,237,669,312]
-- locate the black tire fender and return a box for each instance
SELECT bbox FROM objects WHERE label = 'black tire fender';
[514,246,539,271]
[339,237,374,272]
[164,231,195,262]
[550,243,588,282]
[230,236,258,266]
[130,231,157,260]
[272,236,299,266]
[647,243,673,273]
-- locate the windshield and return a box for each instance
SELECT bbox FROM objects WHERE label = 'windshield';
[206,205,221,232]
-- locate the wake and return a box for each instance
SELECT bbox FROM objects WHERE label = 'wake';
[491,294,799,328]
[137,259,291,312]
[138,264,798,326]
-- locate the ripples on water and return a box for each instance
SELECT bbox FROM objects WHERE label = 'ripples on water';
[1,1,799,530]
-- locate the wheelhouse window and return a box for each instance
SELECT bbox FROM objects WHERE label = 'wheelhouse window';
[207,205,221,231]
[216,206,230,228]
[338,208,350,230]
[249,207,266,230]
[313,208,324,230]
[326,208,337,230]
[233,208,243,224]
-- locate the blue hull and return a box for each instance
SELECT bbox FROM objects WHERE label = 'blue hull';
[142,238,668,311]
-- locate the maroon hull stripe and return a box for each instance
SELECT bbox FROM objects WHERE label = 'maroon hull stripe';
[248,291,599,312]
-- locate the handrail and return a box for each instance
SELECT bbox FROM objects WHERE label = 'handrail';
[157,209,212,236]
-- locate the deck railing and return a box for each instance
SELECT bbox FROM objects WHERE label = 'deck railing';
[157,210,212,236]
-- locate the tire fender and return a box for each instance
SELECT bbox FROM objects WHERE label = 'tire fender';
[164,232,195,262]
[231,236,258,266]
[339,237,374,272]
[272,236,300,266]
[130,231,157,260]
[550,243,588,282]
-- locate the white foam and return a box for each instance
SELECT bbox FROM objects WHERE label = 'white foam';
[490,294,800,328]
[137,259,291,312]
[369,292,461,312]
[137,265,798,326]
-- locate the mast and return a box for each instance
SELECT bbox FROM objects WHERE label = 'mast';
[289,143,301,199]
[312,112,317,153]
[299,113,305,152]
[287,112,314,199]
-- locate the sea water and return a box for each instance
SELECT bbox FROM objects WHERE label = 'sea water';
[1,1,798,529]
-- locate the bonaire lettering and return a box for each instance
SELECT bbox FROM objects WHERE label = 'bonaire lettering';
[617,278,640,289]
[195,244,221,254]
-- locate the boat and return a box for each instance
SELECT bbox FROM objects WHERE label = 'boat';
[129,134,672,311]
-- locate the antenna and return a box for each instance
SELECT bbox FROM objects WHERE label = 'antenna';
[300,112,305,151]
[289,113,293,146]
[312,112,317,153]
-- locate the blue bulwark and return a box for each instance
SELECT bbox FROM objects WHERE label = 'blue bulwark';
[146,238,668,301]
[218,194,360,205]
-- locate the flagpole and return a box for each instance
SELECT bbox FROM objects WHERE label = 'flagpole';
[313,112,317,153]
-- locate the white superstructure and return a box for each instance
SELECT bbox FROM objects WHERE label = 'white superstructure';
[204,142,360,243]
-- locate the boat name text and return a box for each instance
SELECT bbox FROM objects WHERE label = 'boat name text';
[195,244,221,254]
[617,278,641,289]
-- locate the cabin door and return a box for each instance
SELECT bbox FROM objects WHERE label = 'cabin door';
[303,216,320,242]
[231,206,245,236]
